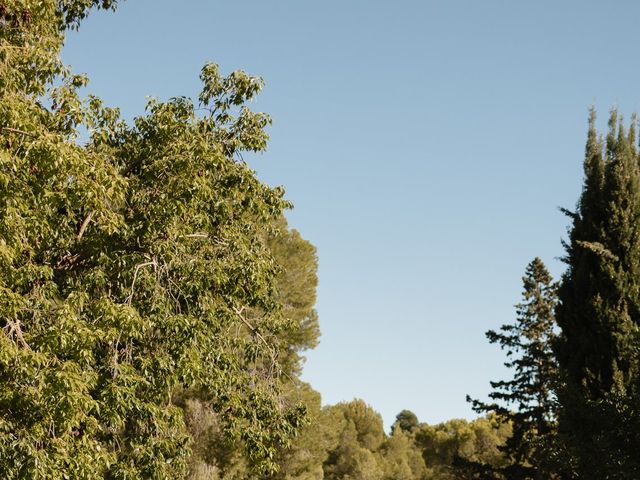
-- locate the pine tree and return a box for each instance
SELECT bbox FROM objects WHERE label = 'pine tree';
[414,415,511,480]
[267,216,320,377]
[393,410,419,434]
[322,400,386,480]
[555,109,640,478]
[468,258,558,479]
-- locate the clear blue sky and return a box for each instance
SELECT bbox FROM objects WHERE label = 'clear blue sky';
[63,0,640,428]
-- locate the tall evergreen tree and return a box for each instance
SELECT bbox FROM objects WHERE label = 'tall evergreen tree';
[555,109,640,478]
[468,258,558,479]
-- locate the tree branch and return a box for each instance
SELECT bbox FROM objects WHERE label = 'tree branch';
[232,306,277,360]
[3,319,31,350]
[77,211,94,240]
[1,126,36,138]
[126,259,158,305]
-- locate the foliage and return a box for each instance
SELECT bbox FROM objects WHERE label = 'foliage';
[8,2,640,480]
[415,415,511,480]
[555,109,640,478]
[322,400,386,480]
[0,1,307,477]
[181,217,320,480]
[380,427,427,480]
[267,217,319,377]
[271,384,337,480]
[393,410,419,434]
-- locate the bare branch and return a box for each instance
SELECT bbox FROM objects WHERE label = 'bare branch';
[55,252,81,270]
[3,319,31,350]
[76,211,94,241]
[126,259,158,305]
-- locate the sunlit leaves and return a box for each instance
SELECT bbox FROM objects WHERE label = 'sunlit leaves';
[0,1,305,477]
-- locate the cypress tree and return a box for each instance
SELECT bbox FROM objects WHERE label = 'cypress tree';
[555,109,640,478]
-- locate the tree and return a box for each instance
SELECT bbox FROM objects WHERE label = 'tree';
[182,217,321,479]
[414,415,511,480]
[380,427,427,480]
[0,1,306,477]
[272,384,341,480]
[467,258,559,479]
[555,109,640,478]
[393,410,419,434]
[322,400,386,480]
[267,217,320,377]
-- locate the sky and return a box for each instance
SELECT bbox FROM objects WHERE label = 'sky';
[62,0,640,428]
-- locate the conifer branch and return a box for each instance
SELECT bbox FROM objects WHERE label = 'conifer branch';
[576,240,618,261]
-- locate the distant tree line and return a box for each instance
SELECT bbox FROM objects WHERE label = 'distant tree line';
[2,1,640,478]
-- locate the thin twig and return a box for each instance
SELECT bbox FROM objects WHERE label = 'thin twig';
[232,306,276,360]
[110,333,122,378]
[182,233,209,238]
[126,259,157,305]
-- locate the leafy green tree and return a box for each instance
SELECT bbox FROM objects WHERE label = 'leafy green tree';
[380,426,427,480]
[180,216,320,479]
[0,1,306,477]
[323,400,386,480]
[414,416,511,480]
[273,385,341,480]
[555,110,640,478]
[468,258,559,479]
